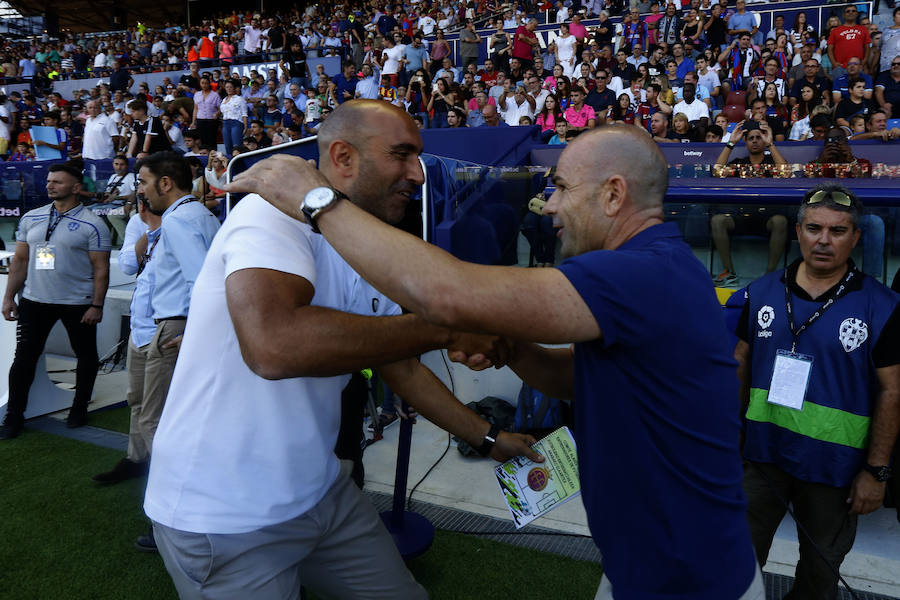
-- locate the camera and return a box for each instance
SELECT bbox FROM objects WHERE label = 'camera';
[742,120,760,132]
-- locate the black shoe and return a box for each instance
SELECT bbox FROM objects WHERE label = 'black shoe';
[0,423,23,440]
[92,458,149,484]
[135,528,158,553]
[66,406,87,428]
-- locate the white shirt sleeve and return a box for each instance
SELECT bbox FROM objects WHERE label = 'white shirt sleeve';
[220,195,318,288]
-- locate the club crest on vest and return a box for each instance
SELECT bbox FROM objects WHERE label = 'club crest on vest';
[838,318,868,353]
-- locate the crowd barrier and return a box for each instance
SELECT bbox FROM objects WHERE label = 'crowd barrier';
[436,0,872,66]
[4,128,899,266]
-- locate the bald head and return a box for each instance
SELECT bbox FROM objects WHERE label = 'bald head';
[563,127,668,208]
[314,100,424,225]
[317,100,416,166]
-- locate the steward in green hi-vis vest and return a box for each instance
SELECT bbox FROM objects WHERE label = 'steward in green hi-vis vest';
[740,258,900,488]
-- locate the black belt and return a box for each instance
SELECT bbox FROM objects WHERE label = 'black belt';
[154,316,187,324]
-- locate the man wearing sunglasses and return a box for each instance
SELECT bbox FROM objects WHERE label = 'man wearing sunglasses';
[734,184,900,600]
[827,4,872,74]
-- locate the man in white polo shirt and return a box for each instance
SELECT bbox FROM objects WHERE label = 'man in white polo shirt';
[672,83,710,129]
[81,99,120,160]
[145,100,541,599]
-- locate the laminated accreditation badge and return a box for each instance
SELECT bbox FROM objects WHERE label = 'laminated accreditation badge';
[767,349,813,410]
[35,244,56,270]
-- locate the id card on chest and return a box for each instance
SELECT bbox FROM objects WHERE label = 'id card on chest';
[35,243,56,270]
[767,349,813,410]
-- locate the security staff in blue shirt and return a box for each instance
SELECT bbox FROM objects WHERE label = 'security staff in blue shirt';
[734,185,900,600]
[229,116,765,600]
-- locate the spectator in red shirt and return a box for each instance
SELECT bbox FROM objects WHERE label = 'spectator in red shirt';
[512,18,539,70]
[479,58,500,87]
[827,5,872,71]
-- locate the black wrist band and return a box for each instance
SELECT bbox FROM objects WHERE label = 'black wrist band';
[476,424,502,457]
[90,304,103,310]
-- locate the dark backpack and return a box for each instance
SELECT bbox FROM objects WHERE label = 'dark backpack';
[514,382,566,436]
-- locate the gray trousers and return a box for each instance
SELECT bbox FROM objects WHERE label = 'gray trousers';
[153,471,428,600]
[594,564,764,599]
[743,461,858,600]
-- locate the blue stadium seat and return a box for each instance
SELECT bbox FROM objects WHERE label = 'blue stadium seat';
[887,119,900,131]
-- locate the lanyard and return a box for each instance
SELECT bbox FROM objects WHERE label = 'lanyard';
[784,267,856,352]
[45,206,74,241]
[137,196,196,271]
[137,234,160,276]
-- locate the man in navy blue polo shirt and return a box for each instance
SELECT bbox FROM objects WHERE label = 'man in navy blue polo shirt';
[229,113,764,600]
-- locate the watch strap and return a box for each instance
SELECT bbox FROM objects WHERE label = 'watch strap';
[476,423,502,457]
[863,463,891,482]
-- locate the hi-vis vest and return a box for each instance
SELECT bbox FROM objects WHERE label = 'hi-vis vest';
[743,264,899,487]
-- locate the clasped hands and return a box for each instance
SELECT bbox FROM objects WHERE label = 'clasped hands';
[447,331,515,371]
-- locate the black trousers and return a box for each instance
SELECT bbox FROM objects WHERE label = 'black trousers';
[5,298,98,427]
[196,118,219,150]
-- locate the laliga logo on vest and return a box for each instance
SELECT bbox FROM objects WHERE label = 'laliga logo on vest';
[757,305,775,338]
[67,222,80,231]
[838,318,868,353]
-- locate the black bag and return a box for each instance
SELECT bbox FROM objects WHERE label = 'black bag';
[455,396,517,458]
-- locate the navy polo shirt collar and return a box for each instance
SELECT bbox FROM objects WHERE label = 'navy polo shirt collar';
[616,221,680,252]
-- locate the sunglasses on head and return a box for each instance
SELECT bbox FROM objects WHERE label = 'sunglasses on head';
[807,189,852,206]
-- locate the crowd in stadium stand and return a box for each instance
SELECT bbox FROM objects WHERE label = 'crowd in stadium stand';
[0,0,896,162]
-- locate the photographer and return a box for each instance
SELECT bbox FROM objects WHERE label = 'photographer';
[405,69,432,128]
[91,154,138,244]
[711,120,788,286]
[715,119,787,171]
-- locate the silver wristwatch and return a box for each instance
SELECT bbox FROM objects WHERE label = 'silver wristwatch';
[300,187,347,233]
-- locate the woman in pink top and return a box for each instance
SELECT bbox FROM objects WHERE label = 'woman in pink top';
[430,31,451,77]
[218,35,236,64]
[536,94,563,141]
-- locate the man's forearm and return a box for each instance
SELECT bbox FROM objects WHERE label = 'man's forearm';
[507,342,574,400]
[867,387,900,465]
[380,358,491,448]
[241,307,456,379]
[3,255,27,301]
[91,263,110,306]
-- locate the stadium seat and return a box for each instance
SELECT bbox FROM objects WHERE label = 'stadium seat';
[725,90,747,107]
[887,119,900,130]
[722,104,747,123]
[725,122,739,135]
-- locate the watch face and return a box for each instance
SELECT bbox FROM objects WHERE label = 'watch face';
[304,186,335,210]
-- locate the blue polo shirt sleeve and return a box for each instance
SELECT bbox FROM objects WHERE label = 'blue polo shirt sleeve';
[164,215,211,297]
[556,249,652,348]
[119,214,146,276]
